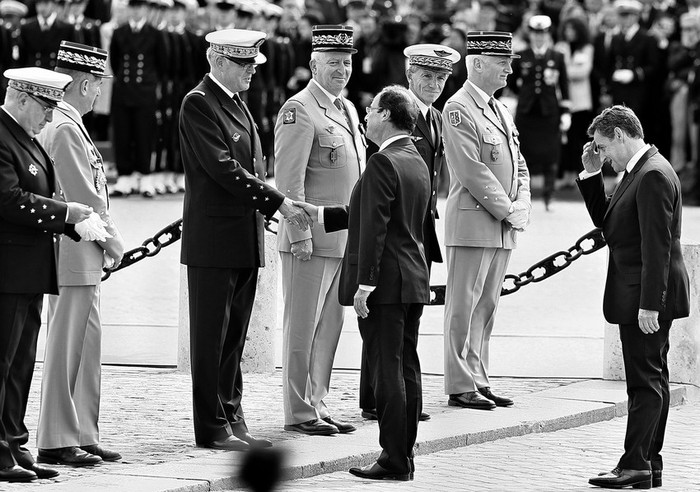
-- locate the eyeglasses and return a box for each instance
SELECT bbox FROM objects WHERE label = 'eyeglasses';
[26,93,54,115]
[365,106,384,114]
[226,57,257,71]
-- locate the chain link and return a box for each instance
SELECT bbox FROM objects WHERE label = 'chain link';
[429,228,606,305]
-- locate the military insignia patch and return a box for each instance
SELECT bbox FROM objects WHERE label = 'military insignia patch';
[410,135,422,142]
[491,147,500,161]
[449,110,461,126]
[283,108,296,124]
[28,164,38,176]
[326,125,335,133]
[232,133,241,142]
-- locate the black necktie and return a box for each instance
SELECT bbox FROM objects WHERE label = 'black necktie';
[488,97,502,125]
[334,98,352,129]
[425,110,437,147]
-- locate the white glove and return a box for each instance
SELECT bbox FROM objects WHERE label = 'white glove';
[612,69,634,84]
[506,200,530,230]
[75,212,112,242]
[560,112,572,132]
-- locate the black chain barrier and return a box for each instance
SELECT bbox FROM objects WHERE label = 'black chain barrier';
[428,228,606,305]
[101,217,280,281]
[101,216,606,304]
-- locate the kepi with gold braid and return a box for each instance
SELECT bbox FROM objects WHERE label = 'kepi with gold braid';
[56,41,112,78]
[311,25,357,54]
[466,31,520,58]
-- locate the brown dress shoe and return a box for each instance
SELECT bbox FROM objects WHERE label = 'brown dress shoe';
[478,387,514,407]
[284,419,338,435]
[589,468,652,489]
[322,416,356,433]
[448,391,496,410]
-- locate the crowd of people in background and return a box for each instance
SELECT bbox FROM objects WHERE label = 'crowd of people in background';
[2,0,700,205]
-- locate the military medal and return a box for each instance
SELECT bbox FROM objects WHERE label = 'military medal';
[28,164,38,176]
[491,147,500,161]
[95,168,107,192]
[232,133,241,142]
[330,148,338,164]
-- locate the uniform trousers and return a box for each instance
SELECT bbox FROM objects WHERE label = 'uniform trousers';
[0,293,42,468]
[360,303,423,474]
[37,285,102,449]
[187,266,256,445]
[618,320,671,472]
[444,246,511,395]
[280,253,343,425]
[111,101,157,177]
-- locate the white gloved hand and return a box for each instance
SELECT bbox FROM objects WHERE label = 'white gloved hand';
[612,69,634,84]
[560,112,572,133]
[75,212,112,242]
[506,199,530,230]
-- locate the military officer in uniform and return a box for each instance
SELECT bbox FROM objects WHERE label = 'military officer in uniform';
[442,31,531,411]
[109,0,166,197]
[508,15,570,210]
[18,0,74,69]
[275,24,365,436]
[35,41,125,467]
[0,67,95,482]
[67,0,101,47]
[358,43,461,423]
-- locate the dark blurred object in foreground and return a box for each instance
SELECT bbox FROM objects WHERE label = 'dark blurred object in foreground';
[240,448,286,492]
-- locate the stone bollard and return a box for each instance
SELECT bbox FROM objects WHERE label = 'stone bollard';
[178,232,277,373]
[603,244,700,385]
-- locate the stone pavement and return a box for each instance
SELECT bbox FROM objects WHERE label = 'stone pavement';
[278,402,700,492]
[1,365,695,491]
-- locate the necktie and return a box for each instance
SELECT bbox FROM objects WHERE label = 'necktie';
[488,97,502,126]
[334,98,352,129]
[425,110,437,148]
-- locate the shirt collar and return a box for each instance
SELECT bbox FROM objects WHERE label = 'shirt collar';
[378,134,409,151]
[311,79,341,105]
[626,143,651,173]
[624,24,639,41]
[58,100,81,120]
[209,72,235,99]
[130,18,146,32]
[409,89,430,119]
[40,12,56,27]
[467,80,492,106]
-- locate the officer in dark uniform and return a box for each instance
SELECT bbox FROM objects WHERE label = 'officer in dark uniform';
[67,0,101,47]
[18,0,74,69]
[109,0,166,197]
[508,15,570,210]
[0,0,28,99]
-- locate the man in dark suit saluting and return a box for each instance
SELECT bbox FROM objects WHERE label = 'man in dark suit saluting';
[578,105,690,490]
[179,28,310,452]
[299,85,431,481]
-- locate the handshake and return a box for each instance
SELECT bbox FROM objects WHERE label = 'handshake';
[277,198,320,231]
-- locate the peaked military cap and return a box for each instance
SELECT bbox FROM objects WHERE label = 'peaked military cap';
[56,41,112,78]
[404,44,461,73]
[206,29,267,64]
[4,67,72,107]
[311,25,357,54]
[466,31,520,58]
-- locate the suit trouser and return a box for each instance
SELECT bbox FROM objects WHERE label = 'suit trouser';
[443,246,511,395]
[111,101,157,176]
[360,303,423,474]
[280,253,343,424]
[37,285,102,449]
[187,266,256,444]
[618,320,671,471]
[0,293,42,468]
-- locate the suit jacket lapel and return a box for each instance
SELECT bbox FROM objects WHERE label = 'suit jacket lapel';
[464,83,505,135]
[415,112,433,149]
[204,75,251,137]
[605,146,658,219]
[307,81,350,132]
[0,109,51,174]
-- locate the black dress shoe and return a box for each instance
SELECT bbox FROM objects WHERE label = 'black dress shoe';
[232,431,273,448]
[448,391,496,410]
[80,445,122,461]
[349,462,410,481]
[284,419,338,435]
[652,470,662,488]
[478,387,514,407]
[322,416,356,433]
[419,412,431,421]
[203,435,250,451]
[589,468,652,489]
[38,447,102,466]
[0,465,37,482]
[18,462,59,479]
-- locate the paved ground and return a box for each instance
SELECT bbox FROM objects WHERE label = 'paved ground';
[277,402,700,492]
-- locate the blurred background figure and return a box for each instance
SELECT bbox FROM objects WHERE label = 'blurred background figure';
[239,448,285,492]
[555,14,594,189]
[18,0,74,69]
[508,14,570,210]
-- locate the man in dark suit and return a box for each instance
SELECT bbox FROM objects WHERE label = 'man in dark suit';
[577,105,690,490]
[0,67,94,482]
[358,43,461,423]
[17,0,74,69]
[300,85,431,481]
[179,28,310,452]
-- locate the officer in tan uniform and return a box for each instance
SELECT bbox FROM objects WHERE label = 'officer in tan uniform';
[274,25,365,436]
[442,31,531,411]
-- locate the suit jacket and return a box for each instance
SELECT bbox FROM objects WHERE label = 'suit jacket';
[577,146,690,324]
[509,47,570,117]
[179,75,285,269]
[0,109,77,294]
[37,102,119,286]
[336,137,430,306]
[109,23,166,107]
[442,82,531,249]
[274,80,365,257]
[411,106,443,265]
[18,18,74,69]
